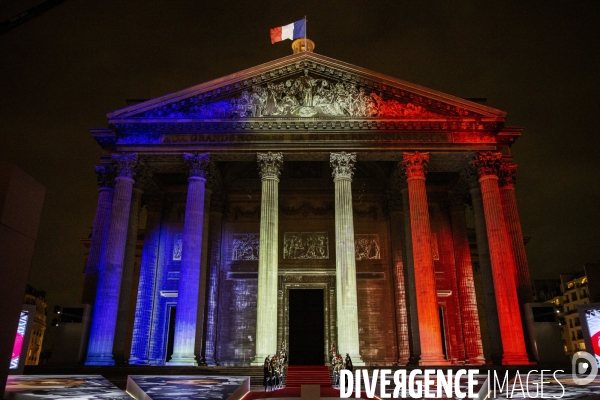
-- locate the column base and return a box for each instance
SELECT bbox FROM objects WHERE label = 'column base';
[348,353,365,366]
[128,357,150,365]
[166,353,198,366]
[465,356,486,366]
[418,353,450,366]
[85,353,115,366]
[501,353,534,365]
[251,354,271,366]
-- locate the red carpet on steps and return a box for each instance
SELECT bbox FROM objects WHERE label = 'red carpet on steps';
[285,365,331,387]
[243,386,372,399]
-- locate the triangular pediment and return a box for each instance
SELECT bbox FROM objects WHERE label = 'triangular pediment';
[107,52,506,122]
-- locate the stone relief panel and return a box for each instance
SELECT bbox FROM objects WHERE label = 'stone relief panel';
[140,71,440,119]
[172,233,182,261]
[283,232,329,259]
[232,234,260,261]
[354,234,381,260]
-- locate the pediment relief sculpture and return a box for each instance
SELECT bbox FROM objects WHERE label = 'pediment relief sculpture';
[139,70,441,120]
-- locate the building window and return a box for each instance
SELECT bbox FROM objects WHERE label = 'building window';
[569,319,573,328]
[579,343,586,350]
[572,292,578,301]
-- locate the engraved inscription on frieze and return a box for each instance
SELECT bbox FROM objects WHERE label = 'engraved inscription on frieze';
[173,233,183,261]
[354,234,381,260]
[283,232,329,260]
[232,234,260,261]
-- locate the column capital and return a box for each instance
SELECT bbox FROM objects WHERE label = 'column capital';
[183,152,210,178]
[402,151,429,179]
[257,151,283,180]
[330,151,356,180]
[471,151,502,179]
[95,163,116,188]
[499,162,518,188]
[112,153,138,180]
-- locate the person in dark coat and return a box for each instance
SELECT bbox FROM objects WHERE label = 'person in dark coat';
[263,356,271,391]
[345,353,353,372]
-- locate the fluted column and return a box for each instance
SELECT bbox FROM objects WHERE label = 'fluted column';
[468,176,503,363]
[472,152,529,365]
[167,152,210,366]
[401,186,421,364]
[387,189,410,365]
[499,163,533,306]
[82,163,115,305]
[331,152,364,365]
[86,153,138,366]
[113,165,147,364]
[448,191,485,365]
[129,193,163,365]
[204,199,223,366]
[252,152,283,365]
[402,152,448,365]
[194,187,212,365]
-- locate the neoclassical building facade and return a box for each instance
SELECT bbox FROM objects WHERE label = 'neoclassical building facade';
[82,39,532,367]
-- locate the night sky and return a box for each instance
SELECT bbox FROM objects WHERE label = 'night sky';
[1,1,598,347]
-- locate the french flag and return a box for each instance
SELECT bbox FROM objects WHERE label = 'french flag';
[270,18,306,44]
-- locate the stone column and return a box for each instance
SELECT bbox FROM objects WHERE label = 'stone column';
[499,163,533,306]
[129,192,163,365]
[194,186,212,365]
[252,152,283,365]
[472,151,529,365]
[468,174,503,363]
[401,185,421,364]
[82,163,115,306]
[387,189,410,365]
[113,165,147,364]
[331,151,364,365]
[204,197,223,366]
[86,153,138,366]
[448,191,485,365]
[402,152,448,365]
[168,152,210,366]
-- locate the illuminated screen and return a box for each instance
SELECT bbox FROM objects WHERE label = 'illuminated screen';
[585,309,600,365]
[9,311,29,370]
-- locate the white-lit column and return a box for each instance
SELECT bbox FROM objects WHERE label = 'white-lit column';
[331,151,364,365]
[252,152,283,365]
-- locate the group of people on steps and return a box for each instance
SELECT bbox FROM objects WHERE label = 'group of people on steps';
[330,342,354,387]
[263,341,288,391]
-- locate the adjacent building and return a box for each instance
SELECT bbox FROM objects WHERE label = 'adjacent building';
[23,284,47,365]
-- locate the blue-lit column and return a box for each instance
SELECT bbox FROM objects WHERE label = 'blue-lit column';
[167,152,210,366]
[86,153,138,366]
[82,163,115,306]
[252,152,283,366]
[129,192,163,365]
[204,196,223,366]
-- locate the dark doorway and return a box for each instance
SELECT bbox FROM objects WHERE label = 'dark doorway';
[288,289,325,365]
[165,306,176,362]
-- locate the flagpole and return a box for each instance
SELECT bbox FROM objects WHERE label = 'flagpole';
[304,15,307,50]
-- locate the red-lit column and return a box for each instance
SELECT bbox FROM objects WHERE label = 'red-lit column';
[499,163,533,306]
[388,188,410,365]
[448,191,485,365]
[472,152,529,365]
[402,152,448,365]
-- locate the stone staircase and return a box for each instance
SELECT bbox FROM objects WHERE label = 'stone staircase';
[285,365,331,387]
